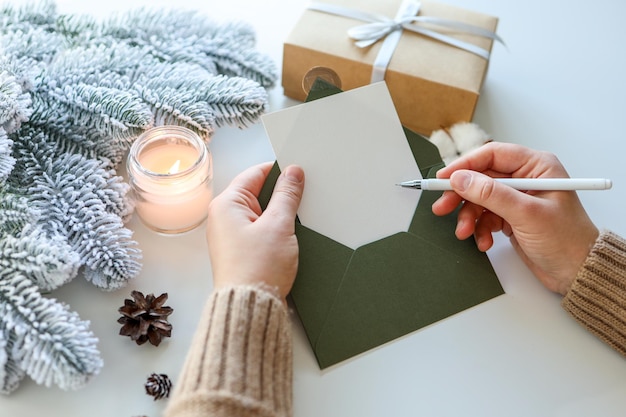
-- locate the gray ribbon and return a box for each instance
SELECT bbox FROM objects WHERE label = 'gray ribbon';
[309,0,504,82]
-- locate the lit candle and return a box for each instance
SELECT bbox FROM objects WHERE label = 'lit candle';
[126,126,213,235]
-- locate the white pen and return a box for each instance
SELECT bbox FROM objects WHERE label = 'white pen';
[397,178,613,191]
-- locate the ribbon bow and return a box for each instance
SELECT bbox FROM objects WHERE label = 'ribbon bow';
[308,0,504,83]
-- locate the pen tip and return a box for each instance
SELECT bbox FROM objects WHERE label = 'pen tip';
[396,180,421,189]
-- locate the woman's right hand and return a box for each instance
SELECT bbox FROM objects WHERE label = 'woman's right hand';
[431,142,598,295]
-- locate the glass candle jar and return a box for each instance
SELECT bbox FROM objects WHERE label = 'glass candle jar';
[126,126,213,235]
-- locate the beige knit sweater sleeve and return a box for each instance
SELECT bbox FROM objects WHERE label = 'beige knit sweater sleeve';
[562,230,626,356]
[163,286,293,417]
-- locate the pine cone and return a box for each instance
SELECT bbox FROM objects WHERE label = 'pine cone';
[118,291,173,346]
[144,373,172,401]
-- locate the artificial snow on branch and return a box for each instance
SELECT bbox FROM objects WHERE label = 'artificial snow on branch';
[0,0,278,393]
[0,269,102,393]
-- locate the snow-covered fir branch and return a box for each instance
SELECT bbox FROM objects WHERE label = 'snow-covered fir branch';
[0,187,35,237]
[0,129,14,182]
[0,0,278,393]
[0,329,25,395]
[0,69,32,134]
[0,269,102,393]
[201,75,269,128]
[0,190,79,293]
[10,130,141,290]
[0,229,79,292]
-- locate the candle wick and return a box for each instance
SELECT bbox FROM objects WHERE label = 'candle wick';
[168,160,181,174]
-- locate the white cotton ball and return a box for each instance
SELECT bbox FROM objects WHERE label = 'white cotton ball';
[448,122,490,155]
[428,128,458,163]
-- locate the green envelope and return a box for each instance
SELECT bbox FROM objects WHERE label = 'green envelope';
[259,79,504,369]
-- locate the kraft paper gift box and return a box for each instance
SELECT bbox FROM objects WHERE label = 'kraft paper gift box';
[282,0,500,136]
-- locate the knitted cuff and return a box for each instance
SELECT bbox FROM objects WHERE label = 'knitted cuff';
[562,230,626,356]
[164,286,293,417]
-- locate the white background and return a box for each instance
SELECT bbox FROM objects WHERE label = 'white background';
[1,0,625,416]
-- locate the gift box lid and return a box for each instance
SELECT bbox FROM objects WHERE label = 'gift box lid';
[285,0,499,92]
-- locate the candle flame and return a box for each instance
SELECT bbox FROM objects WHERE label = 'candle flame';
[168,160,181,174]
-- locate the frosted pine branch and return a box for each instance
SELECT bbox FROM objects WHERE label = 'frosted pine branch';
[28,95,136,167]
[202,75,269,128]
[0,0,56,33]
[0,26,64,68]
[133,65,217,138]
[0,270,102,392]
[55,12,99,46]
[0,129,14,183]
[36,80,153,138]
[0,177,80,293]
[0,0,278,394]
[0,188,35,236]
[0,228,80,292]
[0,191,78,293]
[44,45,137,91]
[100,8,257,54]
[79,219,141,290]
[0,330,25,394]
[201,38,277,88]
[98,8,276,87]
[0,69,32,133]
[102,9,257,47]
[11,131,141,290]
[135,69,269,129]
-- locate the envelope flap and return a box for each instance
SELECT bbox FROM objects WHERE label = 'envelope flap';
[404,126,445,179]
[408,189,488,266]
[314,230,503,369]
[290,223,354,348]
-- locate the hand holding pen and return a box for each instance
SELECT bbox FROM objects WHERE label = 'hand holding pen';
[430,142,601,295]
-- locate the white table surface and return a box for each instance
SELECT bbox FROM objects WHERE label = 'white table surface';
[2,0,625,416]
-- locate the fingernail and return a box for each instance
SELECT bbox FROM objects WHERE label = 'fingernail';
[455,219,465,236]
[451,171,472,192]
[283,165,304,183]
